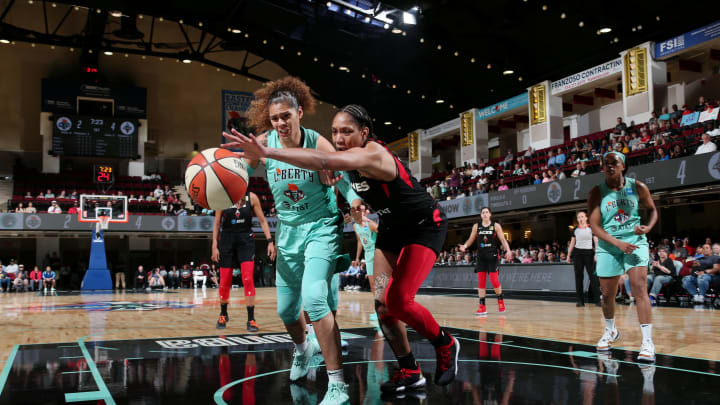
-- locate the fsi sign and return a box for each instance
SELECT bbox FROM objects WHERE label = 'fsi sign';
[655,20,720,59]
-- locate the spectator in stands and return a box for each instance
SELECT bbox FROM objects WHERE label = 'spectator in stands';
[148,268,167,290]
[532,173,542,184]
[48,201,62,214]
[471,164,482,179]
[647,247,676,305]
[523,147,534,159]
[28,266,41,291]
[14,203,24,213]
[42,266,56,293]
[556,169,567,180]
[24,191,32,199]
[0,264,8,292]
[134,265,146,289]
[497,179,509,191]
[695,133,717,155]
[512,163,524,176]
[670,144,684,159]
[174,205,188,216]
[555,148,566,167]
[547,150,556,168]
[430,181,441,200]
[695,96,707,112]
[58,190,67,199]
[69,191,78,199]
[483,163,495,178]
[614,117,627,137]
[180,265,193,288]
[340,262,361,291]
[153,185,164,199]
[44,189,55,198]
[193,266,207,288]
[681,243,720,303]
[500,150,514,170]
[5,260,18,280]
[628,132,641,150]
[648,111,658,126]
[672,240,688,260]
[67,202,79,215]
[655,148,669,162]
[542,171,551,183]
[670,104,681,121]
[448,168,462,193]
[13,265,28,292]
[521,252,533,263]
[706,124,720,138]
[571,163,585,178]
[21,202,35,214]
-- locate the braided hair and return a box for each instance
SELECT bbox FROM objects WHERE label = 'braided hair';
[336,104,374,141]
[247,76,316,133]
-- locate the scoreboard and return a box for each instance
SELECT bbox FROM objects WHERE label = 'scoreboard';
[52,115,139,158]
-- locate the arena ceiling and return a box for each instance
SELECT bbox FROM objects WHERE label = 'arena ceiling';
[0,0,716,142]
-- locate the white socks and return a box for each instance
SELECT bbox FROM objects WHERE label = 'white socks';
[605,318,616,331]
[327,368,344,384]
[640,324,652,342]
[295,340,308,354]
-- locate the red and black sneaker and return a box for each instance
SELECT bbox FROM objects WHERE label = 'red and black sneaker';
[380,367,426,393]
[216,315,227,329]
[498,298,506,313]
[247,320,259,332]
[434,335,460,385]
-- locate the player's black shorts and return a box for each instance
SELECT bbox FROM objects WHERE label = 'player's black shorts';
[219,232,255,268]
[475,253,499,273]
[375,208,448,257]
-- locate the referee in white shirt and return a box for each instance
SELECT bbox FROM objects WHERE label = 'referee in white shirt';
[567,211,601,307]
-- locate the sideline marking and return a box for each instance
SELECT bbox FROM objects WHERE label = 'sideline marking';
[0,345,19,399]
[64,335,116,404]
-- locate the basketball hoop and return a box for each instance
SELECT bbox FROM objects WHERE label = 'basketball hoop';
[97,215,110,232]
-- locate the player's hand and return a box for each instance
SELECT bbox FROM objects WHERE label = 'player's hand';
[319,170,343,186]
[615,240,639,255]
[458,244,467,253]
[221,129,268,160]
[566,258,572,264]
[211,247,220,263]
[634,225,650,235]
[505,251,513,262]
[350,204,368,224]
[267,241,277,262]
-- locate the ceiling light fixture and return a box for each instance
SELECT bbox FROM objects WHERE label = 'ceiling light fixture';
[454,51,459,56]
[198,22,203,27]
[542,5,547,11]
[470,57,476,63]
[436,99,444,104]
[656,16,660,21]
[486,64,492,69]
[384,121,392,125]
[158,16,163,21]
[637,25,642,30]
[503,69,514,75]
[179,19,184,24]
[231,28,241,34]
[402,12,416,25]
[598,27,612,34]
[436,44,442,50]
[104,51,113,55]
[578,21,584,27]
[383,23,389,29]
[419,38,424,43]
[391,28,402,34]
[0,39,9,44]
[560,13,566,19]
[339,66,348,71]
[51,2,56,7]
[110,10,122,17]
[182,59,191,63]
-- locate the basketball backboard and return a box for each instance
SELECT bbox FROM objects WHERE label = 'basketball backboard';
[78,195,129,223]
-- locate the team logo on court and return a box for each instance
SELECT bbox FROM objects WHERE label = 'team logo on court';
[120,121,135,135]
[56,117,72,131]
[23,301,197,312]
[546,182,562,203]
[708,152,720,180]
[284,183,305,202]
[613,209,629,224]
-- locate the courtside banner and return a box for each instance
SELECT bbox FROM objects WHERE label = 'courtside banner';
[655,20,720,59]
[221,90,254,140]
[550,58,622,95]
[422,264,585,292]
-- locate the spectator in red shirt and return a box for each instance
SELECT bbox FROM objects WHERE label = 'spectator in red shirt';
[29,266,42,291]
[68,202,79,215]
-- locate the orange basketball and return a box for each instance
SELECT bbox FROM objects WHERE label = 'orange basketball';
[184,148,249,210]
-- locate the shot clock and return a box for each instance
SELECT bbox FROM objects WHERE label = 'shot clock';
[93,165,115,184]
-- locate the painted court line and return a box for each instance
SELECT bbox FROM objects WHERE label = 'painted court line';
[0,345,19,400]
[61,370,92,375]
[94,346,119,351]
[64,335,116,405]
[125,357,144,361]
[230,350,275,353]
[59,356,85,359]
[148,350,189,354]
[455,336,514,345]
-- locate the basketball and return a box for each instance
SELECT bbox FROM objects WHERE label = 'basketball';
[184,148,249,210]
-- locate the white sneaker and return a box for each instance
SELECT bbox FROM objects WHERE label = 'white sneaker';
[693,294,704,303]
[289,339,321,381]
[51,287,56,292]
[319,382,349,405]
[44,288,47,293]
[352,285,361,291]
[637,340,655,363]
[596,328,621,351]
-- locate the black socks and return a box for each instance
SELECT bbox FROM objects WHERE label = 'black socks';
[398,352,418,370]
[431,329,452,348]
[247,305,255,321]
[479,297,486,305]
[220,303,228,316]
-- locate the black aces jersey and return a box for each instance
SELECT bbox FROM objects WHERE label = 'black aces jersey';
[476,221,498,255]
[346,139,441,230]
[220,195,253,234]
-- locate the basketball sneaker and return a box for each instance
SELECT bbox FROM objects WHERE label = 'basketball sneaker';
[290,339,321,381]
[498,298,506,313]
[319,381,349,405]
[637,340,655,363]
[290,383,317,404]
[247,320,259,332]
[216,315,227,329]
[434,335,460,385]
[474,304,487,316]
[596,328,620,351]
[597,352,619,384]
[380,367,426,393]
